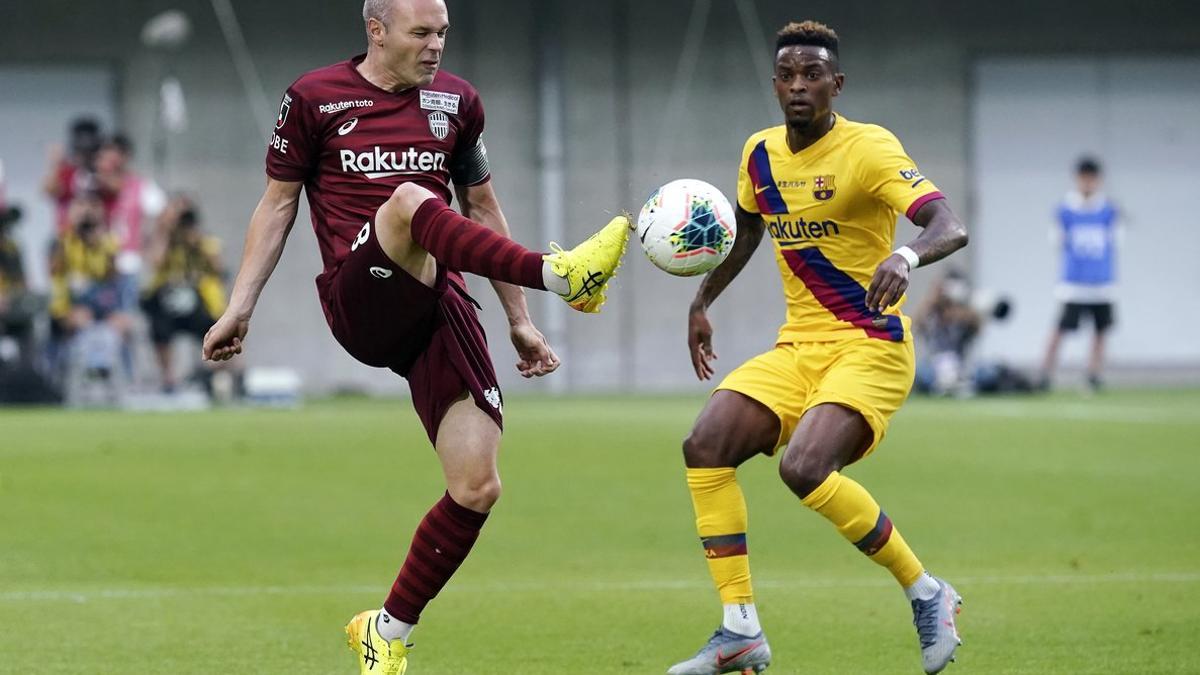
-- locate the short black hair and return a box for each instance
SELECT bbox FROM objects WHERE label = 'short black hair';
[775,21,839,62]
[1076,156,1102,176]
[104,133,134,157]
[70,117,101,137]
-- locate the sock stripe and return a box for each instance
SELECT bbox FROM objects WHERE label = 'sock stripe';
[393,572,437,599]
[853,511,894,556]
[383,493,488,624]
[701,533,748,558]
[412,532,472,569]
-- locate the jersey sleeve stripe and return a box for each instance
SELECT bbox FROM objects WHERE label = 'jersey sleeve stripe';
[781,247,905,342]
[747,140,789,215]
[904,191,945,220]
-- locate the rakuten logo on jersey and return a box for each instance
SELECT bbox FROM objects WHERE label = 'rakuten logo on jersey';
[339,147,447,179]
[319,99,374,114]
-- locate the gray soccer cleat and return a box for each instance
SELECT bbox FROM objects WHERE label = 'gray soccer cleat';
[666,627,771,675]
[911,576,963,674]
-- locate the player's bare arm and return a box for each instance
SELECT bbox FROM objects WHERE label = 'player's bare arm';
[866,199,968,313]
[688,204,765,380]
[455,182,560,378]
[202,177,302,362]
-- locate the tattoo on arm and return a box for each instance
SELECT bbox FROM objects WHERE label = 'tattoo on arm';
[693,205,765,310]
[906,199,969,266]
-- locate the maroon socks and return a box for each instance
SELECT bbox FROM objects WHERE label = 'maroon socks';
[383,492,490,624]
[409,199,546,290]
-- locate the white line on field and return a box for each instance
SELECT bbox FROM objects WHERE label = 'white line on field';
[2,571,1197,603]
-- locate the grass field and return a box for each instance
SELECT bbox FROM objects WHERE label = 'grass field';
[2,389,1199,674]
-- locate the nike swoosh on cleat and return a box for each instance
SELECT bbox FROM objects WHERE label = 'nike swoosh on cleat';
[716,641,761,667]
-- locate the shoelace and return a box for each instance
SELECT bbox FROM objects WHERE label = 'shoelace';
[912,597,941,648]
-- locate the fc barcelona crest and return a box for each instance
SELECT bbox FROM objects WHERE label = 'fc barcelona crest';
[427,111,449,140]
[813,174,836,201]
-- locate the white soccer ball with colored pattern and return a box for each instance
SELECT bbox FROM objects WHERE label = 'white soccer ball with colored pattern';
[635,179,737,277]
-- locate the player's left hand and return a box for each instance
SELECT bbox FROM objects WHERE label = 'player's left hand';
[866,254,911,314]
[510,321,560,378]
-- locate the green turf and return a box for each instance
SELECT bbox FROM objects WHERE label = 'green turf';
[2,389,1199,674]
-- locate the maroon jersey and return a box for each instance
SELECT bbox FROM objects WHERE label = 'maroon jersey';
[265,54,489,278]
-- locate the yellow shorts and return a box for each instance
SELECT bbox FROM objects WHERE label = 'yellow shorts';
[715,339,915,459]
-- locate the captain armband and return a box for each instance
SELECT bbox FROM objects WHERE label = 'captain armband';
[449,136,491,186]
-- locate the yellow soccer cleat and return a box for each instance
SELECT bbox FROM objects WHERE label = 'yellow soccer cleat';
[345,610,409,675]
[543,214,631,313]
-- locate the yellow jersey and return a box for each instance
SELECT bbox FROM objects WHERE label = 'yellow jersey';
[49,232,118,319]
[148,236,228,319]
[737,114,944,344]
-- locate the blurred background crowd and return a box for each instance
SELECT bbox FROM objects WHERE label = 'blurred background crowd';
[1,0,1197,407]
[0,117,237,405]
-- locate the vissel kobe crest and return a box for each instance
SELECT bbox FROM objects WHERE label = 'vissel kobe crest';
[427,111,449,140]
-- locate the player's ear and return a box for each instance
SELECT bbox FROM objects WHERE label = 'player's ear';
[366,17,387,46]
[832,72,845,97]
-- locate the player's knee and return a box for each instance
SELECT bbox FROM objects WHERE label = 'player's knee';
[450,476,502,512]
[682,427,729,468]
[385,182,435,219]
[778,447,833,499]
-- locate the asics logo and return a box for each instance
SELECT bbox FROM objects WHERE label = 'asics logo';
[369,266,393,279]
[565,271,604,302]
[361,633,378,669]
[338,118,359,136]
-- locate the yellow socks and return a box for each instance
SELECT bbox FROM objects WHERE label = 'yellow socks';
[686,468,753,604]
[801,471,924,587]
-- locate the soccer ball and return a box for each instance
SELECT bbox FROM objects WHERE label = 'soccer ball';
[635,179,736,277]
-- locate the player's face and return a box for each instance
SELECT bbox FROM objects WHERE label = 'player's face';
[376,0,449,87]
[772,46,843,128]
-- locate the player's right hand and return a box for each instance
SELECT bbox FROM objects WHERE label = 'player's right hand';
[688,305,718,381]
[202,313,250,362]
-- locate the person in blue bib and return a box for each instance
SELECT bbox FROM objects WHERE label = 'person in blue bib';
[1040,157,1121,392]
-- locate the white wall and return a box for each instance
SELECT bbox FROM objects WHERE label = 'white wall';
[972,56,1200,366]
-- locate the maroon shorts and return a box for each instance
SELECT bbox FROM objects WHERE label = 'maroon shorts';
[315,222,502,444]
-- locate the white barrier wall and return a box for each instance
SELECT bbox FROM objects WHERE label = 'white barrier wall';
[972,57,1200,366]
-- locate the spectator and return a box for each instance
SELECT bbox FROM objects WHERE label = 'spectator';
[1039,157,1121,392]
[142,196,235,395]
[94,133,166,310]
[0,205,39,365]
[47,196,127,386]
[913,269,982,395]
[94,133,167,379]
[913,270,1024,396]
[42,117,103,233]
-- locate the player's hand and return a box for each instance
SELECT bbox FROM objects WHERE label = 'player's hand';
[202,313,249,362]
[688,304,718,381]
[510,320,560,378]
[866,254,910,314]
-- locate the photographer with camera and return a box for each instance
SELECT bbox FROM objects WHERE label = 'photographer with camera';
[47,196,129,400]
[142,196,236,396]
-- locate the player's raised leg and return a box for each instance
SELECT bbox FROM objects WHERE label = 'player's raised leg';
[667,391,777,675]
[376,183,629,313]
[346,392,500,674]
[778,404,962,674]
